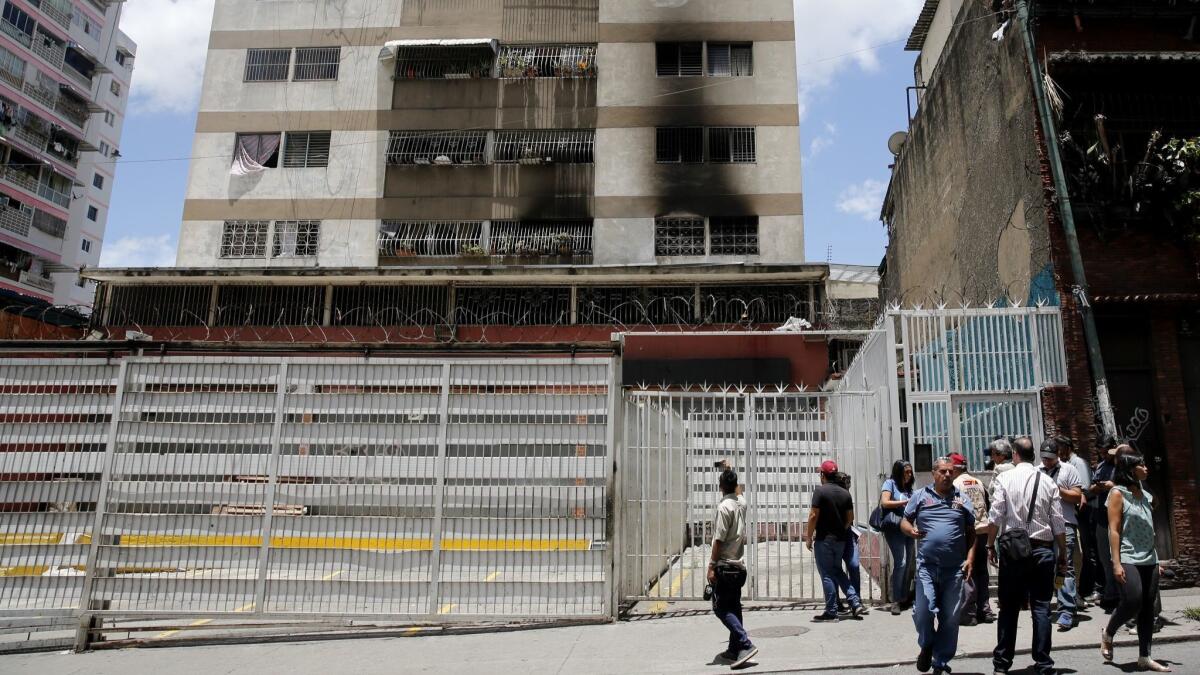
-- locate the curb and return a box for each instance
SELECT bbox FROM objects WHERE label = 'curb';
[753,630,1200,673]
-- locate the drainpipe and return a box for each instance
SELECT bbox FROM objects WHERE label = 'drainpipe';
[1015,0,1118,440]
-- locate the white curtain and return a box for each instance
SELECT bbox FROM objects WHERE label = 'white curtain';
[230,134,280,176]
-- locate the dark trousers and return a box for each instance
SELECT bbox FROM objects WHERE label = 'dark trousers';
[1078,515,1101,598]
[711,563,752,653]
[1096,522,1119,606]
[1106,563,1160,658]
[960,535,991,620]
[994,544,1056,675]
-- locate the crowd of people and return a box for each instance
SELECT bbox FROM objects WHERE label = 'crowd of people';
[704,437,1171,673]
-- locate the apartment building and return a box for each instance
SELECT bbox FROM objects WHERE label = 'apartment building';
[0,0,133,307]
[91,0,820,342]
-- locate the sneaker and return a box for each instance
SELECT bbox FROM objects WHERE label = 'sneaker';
[891,603,902,616]
[933,666,953,675]
[961,616,978,627]
[1057,614,1074,632]
[718,650,737,662]
[731,646,759,669]
[1086,592,1104,605]
[812,612,839,622]
[916,645,933,672]
[979,612,996,624]
[851,604,868,618]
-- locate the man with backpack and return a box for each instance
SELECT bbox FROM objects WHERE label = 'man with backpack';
[950,452,994,625]
[987,436,1068,675]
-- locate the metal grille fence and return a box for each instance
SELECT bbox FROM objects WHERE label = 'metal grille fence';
[244,48,290,82]
[293,47,340,82]
[0,357,616,646]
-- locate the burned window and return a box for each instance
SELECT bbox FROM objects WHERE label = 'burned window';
[386,130,488,165]
[493,130,594,164]
[220,220,269,258]
[293,47,340,81]
[655,127,704,163]
[244,48,290,82]
[497,45,596,78]
[490,220,593,259]
[656,42,702,77]
[378,221,484,258]
[710,216,759,255]
[707,43,753,77]
[394,46,495,79]
[272,220,320,258]
[454,287,572,326]
[655,217,705,256]
[709,127,756,163]
[283,131,331,168]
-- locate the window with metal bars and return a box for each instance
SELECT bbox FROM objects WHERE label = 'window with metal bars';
[492,130,594,164]
[496,45,597,78]
[655,127,704,163]
[283,131,331,168]
[655,42,703,77]
[489,220,593,259]
[293,46,340,81]
[271,220,320,258]
[220,220,269,258]
[330,285,450,326]
[710,216,759,255]
[378,221,483,257]
[244,48,290,82]
[709,127,756,163]
[215,285,324,327]
[655,217,705,256]
[386,130,488,165]
[454,286,571,326]
[394,46,495,79]
[706,43,753,77]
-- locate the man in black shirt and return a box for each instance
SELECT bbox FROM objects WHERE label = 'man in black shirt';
[805,460,863,621]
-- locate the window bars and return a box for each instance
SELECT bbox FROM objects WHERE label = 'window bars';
[701,285,812,324]
[330,285,450,326]
[283,131,331,168]
[709,127,756,163]
[220,220,269,258]
[706,43,753,77]
[655,217,705,256]
[655,128,704,163]
[394,46,495,79]
[378,221,484,257]
[102,285,213,326]
[496,45,596,78]
[492,130,594,164]
[577,287,696,326]
[386,131,488,165]
[710,216,759,255]
[489,220,593,259]
[215,285,324,326]
[454,286,572,326]
[244,48,290,82]
[293,47,340,81]
[272,220,320,258]
[656,42,703,77]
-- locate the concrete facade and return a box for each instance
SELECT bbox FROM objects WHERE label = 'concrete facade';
[0,0,135,308]
[176,0,803,269]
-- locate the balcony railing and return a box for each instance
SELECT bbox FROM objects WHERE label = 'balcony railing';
[0,61,23,88]
[31,33,65,69]
[54,95,87,127]
[37,181,69,208]
[18,270,53,292]
[0,21,33,49]
[1,165,39,193]
[0,202,34,237]
[60,63,91,88]
[35,0,73,31]
[22,80,57,111]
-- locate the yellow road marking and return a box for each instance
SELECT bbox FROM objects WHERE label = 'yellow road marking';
[0,566,50,577]
[404,626,424,635]
[321,570,345,581]
[0,534,63,545]
[484,571,501,582]
[437,603,456,614]
[110,535,590,552]
[154,601,256,639]
[648,568,692,614]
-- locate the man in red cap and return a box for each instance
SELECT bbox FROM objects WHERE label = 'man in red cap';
[805,459,864,621]
[950,451,995,625]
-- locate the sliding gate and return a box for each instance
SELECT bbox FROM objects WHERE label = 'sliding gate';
[618,389,885,604]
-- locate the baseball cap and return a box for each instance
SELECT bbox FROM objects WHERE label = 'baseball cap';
[949,452,967,468]
[820,460,838,475]
[1055,435,1074,449]
[1039,439,1058,459]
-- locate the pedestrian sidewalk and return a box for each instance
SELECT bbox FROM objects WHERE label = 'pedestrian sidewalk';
[4,590,1200,675]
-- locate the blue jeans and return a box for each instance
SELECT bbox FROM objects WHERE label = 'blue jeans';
[1056,524,1079,623]
[711,563,752,652]
[884,529,915,604]
[994,544,1056,675]
[913,563,964,670]
[814,538,861,616]
[843,534,862,602]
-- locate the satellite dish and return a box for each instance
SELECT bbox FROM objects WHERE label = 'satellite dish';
[887,131,909,156]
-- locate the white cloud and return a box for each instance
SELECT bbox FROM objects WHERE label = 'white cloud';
[793,0,925,116]
[835,179,887,221]
[807,122,838,160]
[99,234,177,268]
[121,0,216,113]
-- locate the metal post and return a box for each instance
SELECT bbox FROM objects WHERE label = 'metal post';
[74,359,127,652]
[426,363,452,616]
[253,361,288,615]
[1015,0,1117,439]
[605,357,621,619]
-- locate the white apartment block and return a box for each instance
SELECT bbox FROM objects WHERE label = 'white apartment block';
[0,0,134,308]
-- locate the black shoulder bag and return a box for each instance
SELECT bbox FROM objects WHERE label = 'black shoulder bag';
[996,473,1040,564]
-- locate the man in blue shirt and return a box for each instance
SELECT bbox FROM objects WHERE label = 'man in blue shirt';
[902,457,977,675]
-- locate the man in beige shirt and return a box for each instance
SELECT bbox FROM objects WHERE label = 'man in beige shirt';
[951,452,995,625]
[708,463,757,669]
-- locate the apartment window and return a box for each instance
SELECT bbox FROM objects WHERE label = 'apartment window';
[92,173,104,189]
[109,80,121,97]
[497,45,596,79]
[2,4,34,42]
[272,220,320,257]
[244,48,291,82]
[655,217,705,256]
[386,130,487,165]
[655,42,703,77]
[655,128,704,163]
[81,238,91,253]
[378,220,483,257]
[395,46,494,80]
[293,47,340,81]
[114,51,126,67]
[710,216,759,255]
[103,110,115,126]
[220,220,269,258]
[86,205,98,221]
[283,131,331,168]
[98,141,110,157]
[706,43,753,77]
[233,132,281,169]
[493,130,594,164]
[0,45,24,86]
[709,127,756,163]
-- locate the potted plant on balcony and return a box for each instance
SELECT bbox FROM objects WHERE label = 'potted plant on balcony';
[459,243,488,258]
[553,232,573,256]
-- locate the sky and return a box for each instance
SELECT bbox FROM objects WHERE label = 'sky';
[100,0,925,268]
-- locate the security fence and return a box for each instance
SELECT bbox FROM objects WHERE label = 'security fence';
[0,357,616,649]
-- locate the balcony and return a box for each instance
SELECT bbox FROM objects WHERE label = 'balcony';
[53,91,87,127]
[22,80,58,112]
[1,164,39,193]
[31,31,66,69]
[0,20,32,49]
[0,202,34,237]
[60,62,91,89]
[32,0,74,32]
[378,219,594,265]
[18,269,53,292]
[36,181,69,208]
